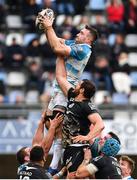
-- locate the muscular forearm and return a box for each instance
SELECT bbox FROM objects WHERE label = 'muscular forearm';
[44,26,61,52]
[87,121,104,141]
[41,126,56,158]
[56,57,72,96]
[32,121,44,147]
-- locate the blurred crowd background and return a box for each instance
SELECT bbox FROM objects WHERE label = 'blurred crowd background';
[0,0,137,106]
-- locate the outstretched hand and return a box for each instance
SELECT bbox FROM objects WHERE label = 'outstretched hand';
[37,13,54,30]
[72,135,89,143]
[49,113,63,129]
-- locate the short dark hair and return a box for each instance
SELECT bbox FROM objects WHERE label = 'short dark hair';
[30,146,44,162]
[85,25,99,42]
[16,146,27,165]
[108,131,121,145]
[120,155,135,174]
[80,79,96,99]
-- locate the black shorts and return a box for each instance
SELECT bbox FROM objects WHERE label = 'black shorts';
[63,145,89,172]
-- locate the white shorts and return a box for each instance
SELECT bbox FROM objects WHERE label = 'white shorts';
[48,91,68,111]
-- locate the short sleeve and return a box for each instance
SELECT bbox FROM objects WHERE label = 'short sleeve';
[70,44,91,61]
[65,40,75,46]
[83,102,98,116]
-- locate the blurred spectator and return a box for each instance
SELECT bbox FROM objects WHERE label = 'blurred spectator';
[123,0,137,33]
[0,80,7,103]
[113,52,130,74]
[61,30,72,40]
[6,37,25,70]
[94,34,111,60]
[21,0,41,32]
[0,0,6,27]
[93,14,108,35]
[56,0,75,15]
[76,15,89,31]
[93,55,113,92]
[88,0,106,13]
[40,71,54,103]
[6,0,21,13]
[73,0,89,14]
[56,16,77,38]
[8,87,25,104]
[0,41,7,69]
[26,38,41,57]
[111,33,128,61]
[41,0,57,12]
[26,60,43,94]
[40,41,56,71]
[106,0,125,33]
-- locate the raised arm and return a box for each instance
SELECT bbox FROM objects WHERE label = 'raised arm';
[32,110,46,147]
[41,114,63,158]
[72,113,104,143]
[56,56,73,96]
[38,15,71,56]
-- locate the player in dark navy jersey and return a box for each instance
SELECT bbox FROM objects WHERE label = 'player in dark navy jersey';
[16,112,63,178]
[55,57,104,176]
[76,138,122,179]
[17,146,49,179]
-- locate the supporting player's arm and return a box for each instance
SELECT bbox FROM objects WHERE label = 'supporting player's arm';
[39,15,71,56]
[41,114,63,158]
[86,113,104,140]
[73,113,104,143]
[76,148,98,178]
[56,56,73,96]
[32,110,46,147]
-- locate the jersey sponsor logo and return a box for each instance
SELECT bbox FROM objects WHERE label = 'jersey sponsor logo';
[25,166,37,170]
[68,103,74,108]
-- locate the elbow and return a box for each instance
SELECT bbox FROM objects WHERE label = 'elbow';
[53,47,62,55]
[56,76,63,85]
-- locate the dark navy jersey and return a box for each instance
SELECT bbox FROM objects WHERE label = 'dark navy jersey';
[91,155,122,179]
[62,88,98,147]
[17,162,49,179]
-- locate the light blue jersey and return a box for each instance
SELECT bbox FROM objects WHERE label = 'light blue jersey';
[54,40,92,92]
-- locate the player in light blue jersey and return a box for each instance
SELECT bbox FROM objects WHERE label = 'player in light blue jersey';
[38,11,98,174]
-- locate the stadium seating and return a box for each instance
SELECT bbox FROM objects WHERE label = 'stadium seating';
[6,15,23,29]
[7,72,26,87]
[112,72,131,95]
[5,33,23,46]
[112,92,129,105]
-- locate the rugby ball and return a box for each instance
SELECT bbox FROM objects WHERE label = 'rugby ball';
[35,8,54,30]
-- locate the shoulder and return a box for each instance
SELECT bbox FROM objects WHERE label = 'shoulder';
[83,101,98,113]
[92,155,105,167]
[70,43,91,60]
[65,40,75,45]
[73,44,91,54]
